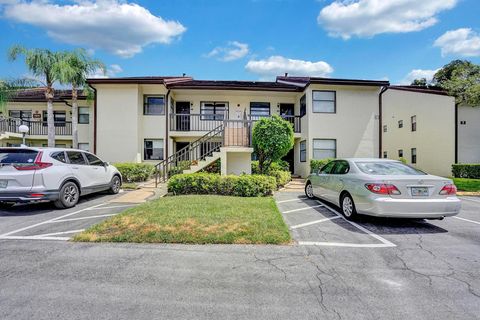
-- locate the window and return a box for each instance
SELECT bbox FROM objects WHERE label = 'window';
[85,153,103,166]
[398,120,403,128]
[144,139,164,160]
[319,161,336,174]
[66,151,86,165]
[300,94,306,116]
[200,102,228,120]
[9,110,32,121]
[332,160,350,174]
[0,149,38,164]
[78,107,89,124]
[312,139,336,159]
[42,111,66,126]
[460,120,467,125]
[143,96,165,115]
[383,151,388,158]
[51,151,67,163]
[411,115,417,132]
[383,125,387,133]
[250,102,270,119]
[300,140,306,162]
[355,161,425,175]
[411,148,417,164]
[78,143,90,152]
[398,149,403,158]
[312,91,335,113]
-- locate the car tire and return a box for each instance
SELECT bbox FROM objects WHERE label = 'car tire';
[54,182,80,209]
[108,175,121,194]
[341,193,358,220]
[305,182,315,199]
[0,202,15,209]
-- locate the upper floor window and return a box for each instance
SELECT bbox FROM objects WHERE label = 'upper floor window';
[312,91,335,113]
[300,94,306,116]
[312,139,336,159]
[411,148,417,164]
[300,140,306,162]
[398,149,403,158]
[398,120,403,128]
[43,111,66,126]
[383,125,387,132]
[9,110,32,121]
[144,95,165,115]
[250,102,270,120]
[78,107,89,124]
[383,151,388,158]
[144,139,164,160]
[411,115,417,132]
[200,102,228,121]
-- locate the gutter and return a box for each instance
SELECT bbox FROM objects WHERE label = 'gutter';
[87,84,97,154]
[378,86,389,158]
[165,89,170,160]
[455,103,458,164]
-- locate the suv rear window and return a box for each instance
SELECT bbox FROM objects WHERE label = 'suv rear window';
[0,149,38,164]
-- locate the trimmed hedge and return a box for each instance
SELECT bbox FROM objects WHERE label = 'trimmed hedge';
[168,173,277,197]
[269,170,292,187]
[452,164,480,179]
[113,163,155,182]
[310,158,334,173]
[251,160,289,174]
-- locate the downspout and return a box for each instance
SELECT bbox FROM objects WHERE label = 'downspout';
[378,86,389,158]
[87,84,97,154]
[455,103,458,164]
[165,89,170,159]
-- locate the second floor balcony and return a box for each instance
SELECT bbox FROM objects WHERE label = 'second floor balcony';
[0,118,73,136]
[169,113,302,133]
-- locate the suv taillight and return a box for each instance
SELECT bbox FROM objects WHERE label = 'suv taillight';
[365,183,401,195]
[13,151,52,171]
[439,184,457,195]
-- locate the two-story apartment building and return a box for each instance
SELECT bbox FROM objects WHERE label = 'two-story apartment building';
[3,76,474,178]
[0,88,94,151]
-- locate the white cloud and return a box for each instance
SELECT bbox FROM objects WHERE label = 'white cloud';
[317,0,458,39]
[245,56,333,78]
[434,28,480,57]
[400,68,439,85]
[3,0,186,58]
[89,64,123,78]
[206,41,249,61]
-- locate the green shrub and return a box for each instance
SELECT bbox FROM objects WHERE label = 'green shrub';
[269,170,291,187]
[201,159,221,174]
[168,160,192,177]
[252,160,289,174]
[399,157,407,164]
[452,164,480,179]
[113,163,155,182]
[310,158,334,173]
[168,173,276,197]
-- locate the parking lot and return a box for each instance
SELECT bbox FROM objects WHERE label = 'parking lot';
[0,192,137,241]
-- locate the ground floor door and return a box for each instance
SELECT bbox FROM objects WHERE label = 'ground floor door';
[175,102,190,131]
[282,147,295,174]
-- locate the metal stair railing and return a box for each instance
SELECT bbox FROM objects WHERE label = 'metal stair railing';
[154,124,224,186]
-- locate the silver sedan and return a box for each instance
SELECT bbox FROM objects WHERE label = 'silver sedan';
[305,158,461,220]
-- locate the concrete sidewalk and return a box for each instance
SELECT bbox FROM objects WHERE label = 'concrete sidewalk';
[112,180,167,204]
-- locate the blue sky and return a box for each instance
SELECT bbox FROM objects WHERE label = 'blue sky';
[0,0,479,84]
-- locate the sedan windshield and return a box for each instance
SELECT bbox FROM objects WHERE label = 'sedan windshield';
[355,161,426,175]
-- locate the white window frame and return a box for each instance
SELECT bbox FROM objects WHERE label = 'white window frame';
[312,139,336,159]
[78,107,89,124]
[312,90,336,113]
[144,139,164,161]
[143,95,165,115]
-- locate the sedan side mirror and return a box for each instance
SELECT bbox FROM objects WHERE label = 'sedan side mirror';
[103,161,109,167]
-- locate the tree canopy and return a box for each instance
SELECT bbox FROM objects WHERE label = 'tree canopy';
[252,115,294,174]
[433,60,480,106]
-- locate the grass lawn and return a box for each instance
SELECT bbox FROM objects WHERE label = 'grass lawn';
[74,195,291,244]
[453,178,480,192]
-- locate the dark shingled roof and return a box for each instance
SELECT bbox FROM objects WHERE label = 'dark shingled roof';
[388,85,450,96]
[9,88,87,102]
[277,76,390,87]
[87,76,193,85]
[166,80,302,92]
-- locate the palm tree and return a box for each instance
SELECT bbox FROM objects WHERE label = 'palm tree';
[8,46,62,147]
[0,79,38,115]
[55,49,105,149]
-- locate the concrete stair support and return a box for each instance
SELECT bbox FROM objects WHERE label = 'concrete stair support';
[182,151,221,174]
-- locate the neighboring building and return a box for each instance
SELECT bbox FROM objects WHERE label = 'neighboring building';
[2,77,472,178]
[457,104,480,164]
[381,86,456,177]
[0,88,94,151]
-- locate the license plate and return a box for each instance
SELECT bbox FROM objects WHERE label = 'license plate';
[0,180,7,189]
[411,187,428,196]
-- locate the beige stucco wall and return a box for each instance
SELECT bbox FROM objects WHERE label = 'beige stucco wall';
[382,89,455,177]
[220,147,253,175]
[2,100,93,149]
[299,84,380,178]
[458,104,480,164]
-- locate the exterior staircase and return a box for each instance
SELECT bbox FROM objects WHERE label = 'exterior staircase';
[154,118,253,186]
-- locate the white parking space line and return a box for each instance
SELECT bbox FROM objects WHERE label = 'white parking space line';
[290,216,341,229]
[277,197,308,204]
[316,200,396,247]
[85,204,135,210]
[27,229,85,238]
[48,214,117,223]
[298,241,395,248]
[0,235,71,241]
[460,197,480,204]
[282,204,324,214]
[454,216,480,226]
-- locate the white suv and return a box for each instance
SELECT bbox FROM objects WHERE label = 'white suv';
[0,147,122,209]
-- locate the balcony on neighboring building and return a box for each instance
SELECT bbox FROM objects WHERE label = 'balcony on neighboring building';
[0,117,73,137]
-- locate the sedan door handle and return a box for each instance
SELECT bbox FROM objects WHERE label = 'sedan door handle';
[71,166,79,169]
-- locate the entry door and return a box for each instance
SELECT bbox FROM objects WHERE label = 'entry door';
[176,102,190,131]
[279,103,295,126]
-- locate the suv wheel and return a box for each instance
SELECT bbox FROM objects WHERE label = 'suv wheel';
[109,175,121,194]
[54,182,79,209]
